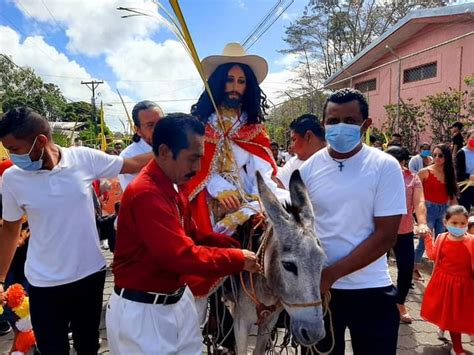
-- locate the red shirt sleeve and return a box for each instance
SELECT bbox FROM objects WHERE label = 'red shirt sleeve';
[131,191,245,277]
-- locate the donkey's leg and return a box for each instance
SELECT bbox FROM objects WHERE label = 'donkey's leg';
[234,315,251,355]
[253,313,280,355]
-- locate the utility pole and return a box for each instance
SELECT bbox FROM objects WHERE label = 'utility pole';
[385,45,401,133]
[81,80,103,131]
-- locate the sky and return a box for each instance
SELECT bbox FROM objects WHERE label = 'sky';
[0,0,307,131]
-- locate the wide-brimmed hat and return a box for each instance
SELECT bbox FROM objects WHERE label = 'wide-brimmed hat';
[201,43,268,84]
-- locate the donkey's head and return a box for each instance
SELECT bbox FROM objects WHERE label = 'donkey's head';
[257,170,326,346]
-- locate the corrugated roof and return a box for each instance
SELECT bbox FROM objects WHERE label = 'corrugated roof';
[324,3,474,88]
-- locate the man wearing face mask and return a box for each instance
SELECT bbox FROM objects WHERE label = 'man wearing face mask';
[299,89,406,355]
[0,107,154,355]
[408,142,433,173]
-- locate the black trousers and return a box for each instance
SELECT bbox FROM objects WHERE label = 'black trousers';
[459,186,474,213]
[29,269,106,355]
[314,286,400,355]
[393,232,415,305]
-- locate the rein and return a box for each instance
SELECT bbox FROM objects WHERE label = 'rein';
[239,222,325,323]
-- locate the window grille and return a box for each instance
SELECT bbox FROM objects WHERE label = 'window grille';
[403,62,437,83]
[354,78,377,92]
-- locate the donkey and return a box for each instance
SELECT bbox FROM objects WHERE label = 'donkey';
[232,170,327,354]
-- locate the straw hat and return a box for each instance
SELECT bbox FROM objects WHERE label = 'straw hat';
[201,43,268,84]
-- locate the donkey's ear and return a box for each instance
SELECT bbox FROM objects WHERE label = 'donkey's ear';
[256,171,289,223]
[289,170,314,225]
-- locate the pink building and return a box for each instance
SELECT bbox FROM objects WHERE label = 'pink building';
[324,4,474,134]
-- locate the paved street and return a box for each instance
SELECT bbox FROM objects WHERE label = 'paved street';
[1,248,473,354]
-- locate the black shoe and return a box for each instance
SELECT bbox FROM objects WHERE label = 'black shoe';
[0,321,12,336]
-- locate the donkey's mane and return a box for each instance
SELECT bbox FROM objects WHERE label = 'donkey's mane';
[283,202,302,224]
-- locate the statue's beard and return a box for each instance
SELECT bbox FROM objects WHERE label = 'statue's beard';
[223,92,242,109]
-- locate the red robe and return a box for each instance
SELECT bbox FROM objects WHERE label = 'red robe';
[187,122,277,233]
[184,122,277,297]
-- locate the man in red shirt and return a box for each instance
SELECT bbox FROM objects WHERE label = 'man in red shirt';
[107,113,259,354]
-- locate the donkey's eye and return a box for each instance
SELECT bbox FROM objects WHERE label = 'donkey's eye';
[282,261,298,275]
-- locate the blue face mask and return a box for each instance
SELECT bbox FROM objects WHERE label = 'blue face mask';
[10,136,44,171]
[420,150,431,158]
[324,123,362,154]
[446,225,467,238]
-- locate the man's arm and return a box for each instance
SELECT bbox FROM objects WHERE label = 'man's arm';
[133,192,250,276]
[321,215,401,294]
[120,152,154,175]
[0,219,22,299]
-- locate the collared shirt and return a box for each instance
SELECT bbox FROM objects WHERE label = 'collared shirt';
[2,147,124,287]
[113,160,245,294]
[118,139,152,191]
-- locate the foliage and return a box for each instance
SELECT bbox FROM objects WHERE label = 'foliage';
[282,0,447,81]
[383,99,426,153]
[265,93,327,146]
[464,74,474,116]
[0,54,114,146]
[0,55,67,119]
[421,88,469,144]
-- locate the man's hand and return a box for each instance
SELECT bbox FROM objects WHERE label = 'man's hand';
[320,267,338,296]
[242,250,260,273]
[218,194,241,213]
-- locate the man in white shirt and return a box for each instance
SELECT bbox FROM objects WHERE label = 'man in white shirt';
[119,100,163,190]
[0,107,153,355]
[299,89,406,355]
[276,113,326,189]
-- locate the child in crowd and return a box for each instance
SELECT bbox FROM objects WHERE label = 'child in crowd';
[468,215,474,234]
[420,205,474,355]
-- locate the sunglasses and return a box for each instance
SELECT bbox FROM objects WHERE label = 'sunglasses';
[433,153,444,158]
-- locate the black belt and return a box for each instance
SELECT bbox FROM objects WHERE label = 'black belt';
[114,285,186,305]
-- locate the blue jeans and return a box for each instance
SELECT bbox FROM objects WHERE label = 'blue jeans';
[414,201,447,263]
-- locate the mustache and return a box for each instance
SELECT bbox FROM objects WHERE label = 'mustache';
[226,91,242,98]
[185,171,196,179]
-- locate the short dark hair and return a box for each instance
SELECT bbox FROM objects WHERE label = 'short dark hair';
[445,205,468,220]
[392,133,402,139]
[419,142,430,149]
[270,142,279,148]
[290,113,325,141]
[449,121,464,130]
[386,146,410,163]
[152,113,204,159]
[369,135,377,144]
[0,107,52,140]
[323,88,369,121]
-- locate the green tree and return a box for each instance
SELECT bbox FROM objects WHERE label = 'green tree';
[0,55,67,119]
[282,0,448,81]
[421,88,469,144]
[383,99,426,153]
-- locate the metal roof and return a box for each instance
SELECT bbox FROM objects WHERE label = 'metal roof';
[324,3,474,88]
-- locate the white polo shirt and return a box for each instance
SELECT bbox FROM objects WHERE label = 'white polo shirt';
[2,146,124,287]
[118,139,151,190]
[299,145,406,289]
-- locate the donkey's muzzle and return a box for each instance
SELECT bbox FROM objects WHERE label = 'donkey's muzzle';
[291,319,326,346]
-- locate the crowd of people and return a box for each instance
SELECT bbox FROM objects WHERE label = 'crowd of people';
[0,42,472,355]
